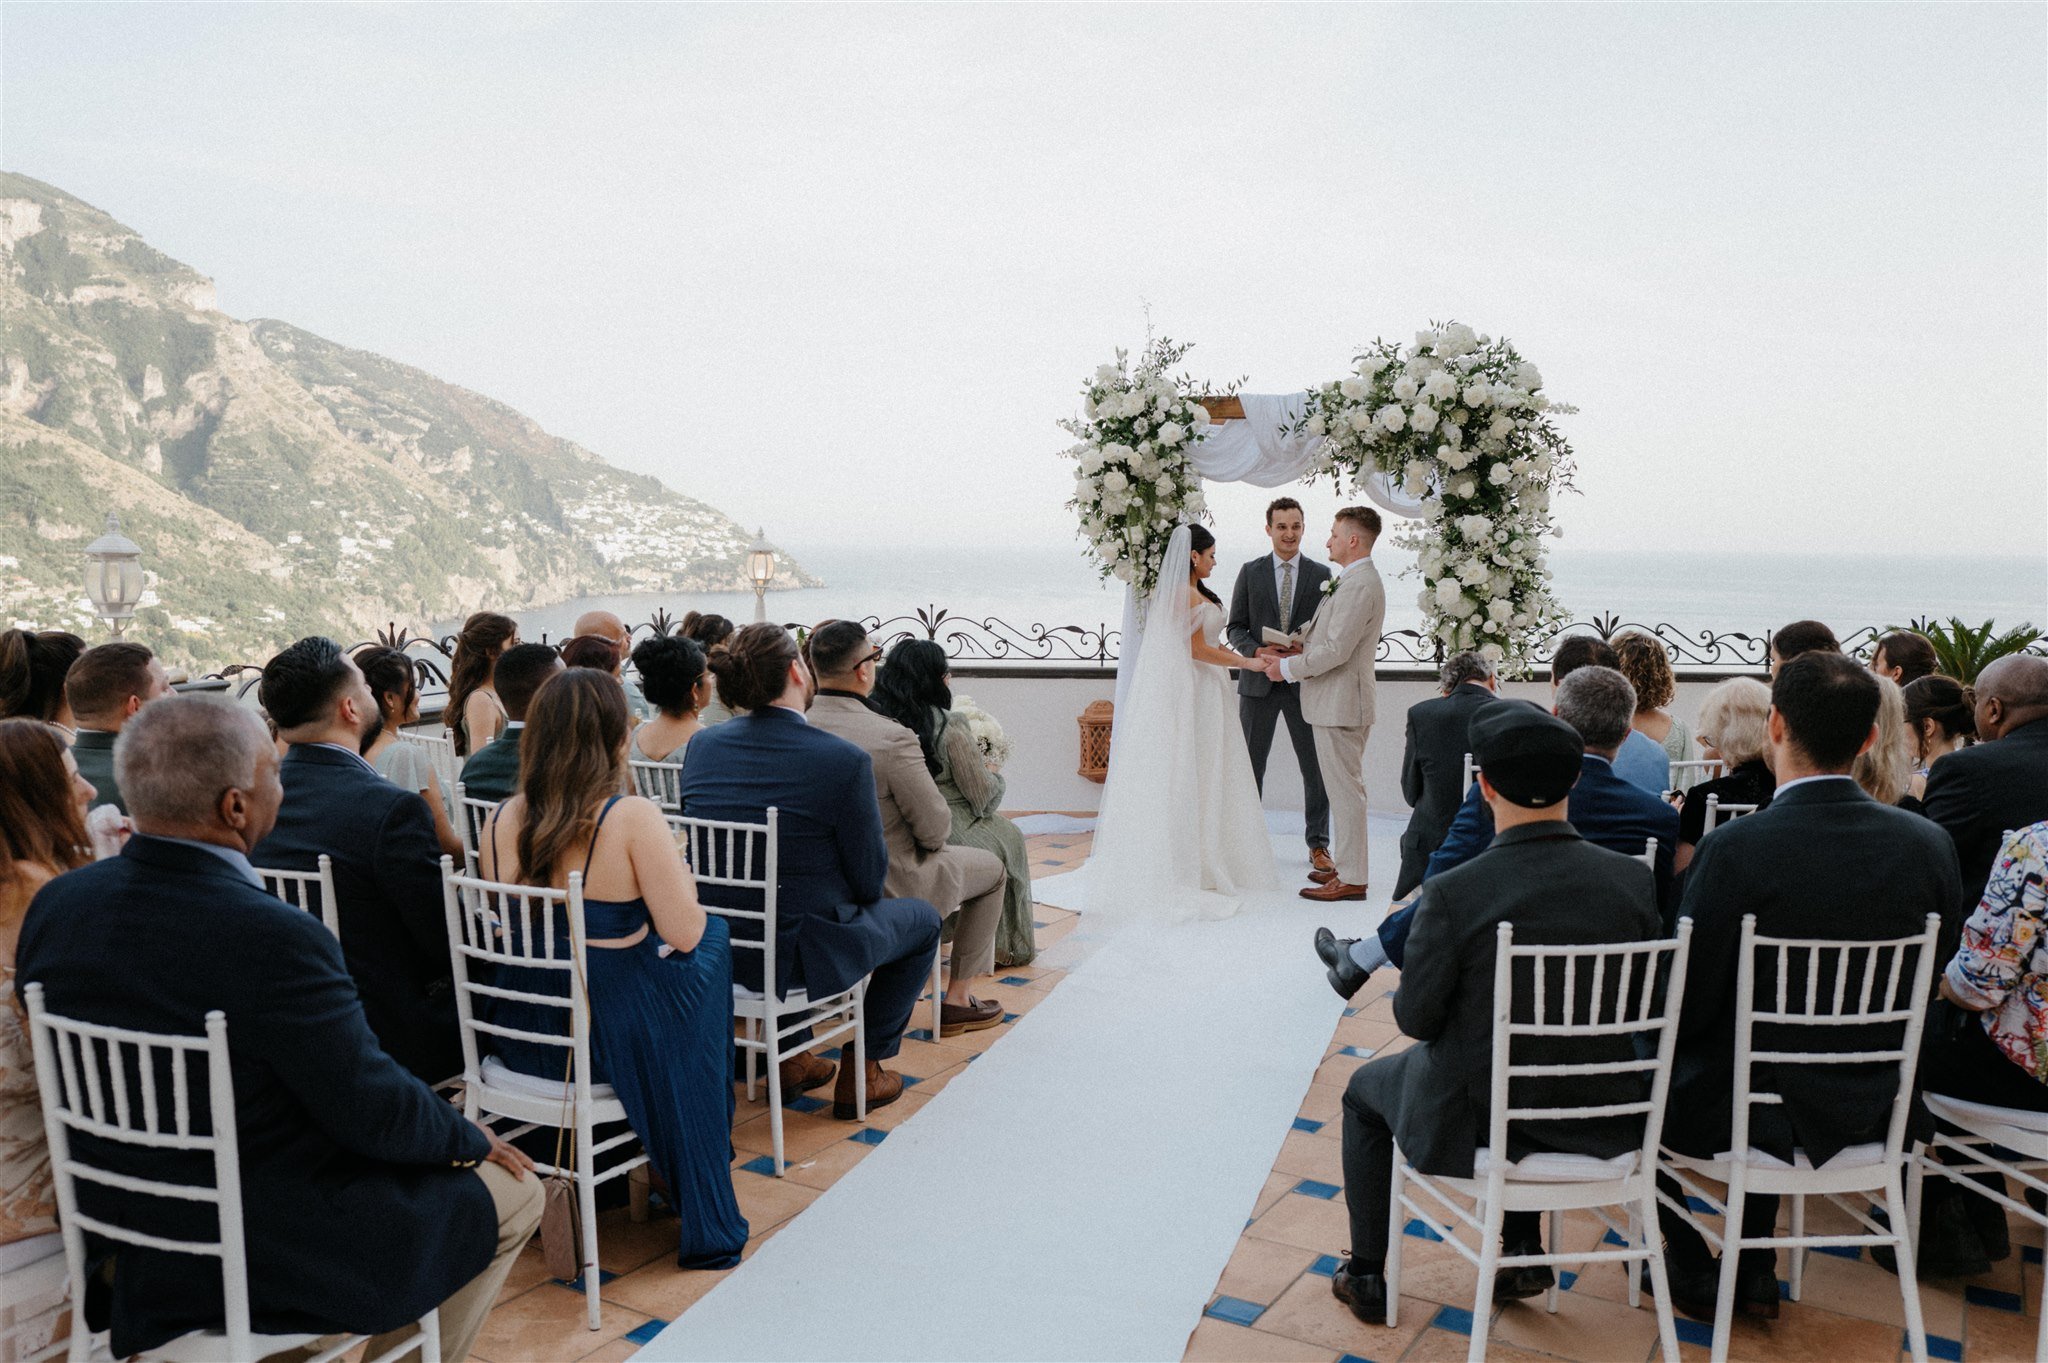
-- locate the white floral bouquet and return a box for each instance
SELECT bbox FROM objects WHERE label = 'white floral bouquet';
[1295,322,1576,672]
[951,694,1012,773]
[1058,337,1212,601]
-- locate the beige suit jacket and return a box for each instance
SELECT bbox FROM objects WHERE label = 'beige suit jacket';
[805,693,967,911]
[1290,558,1385,729]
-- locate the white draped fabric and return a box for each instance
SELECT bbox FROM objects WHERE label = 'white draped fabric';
[1112,392,1421,711]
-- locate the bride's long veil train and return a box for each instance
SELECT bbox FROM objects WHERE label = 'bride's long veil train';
[1081,526,1279,926]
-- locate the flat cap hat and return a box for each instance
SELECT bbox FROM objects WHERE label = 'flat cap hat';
[1467,700,1584,808]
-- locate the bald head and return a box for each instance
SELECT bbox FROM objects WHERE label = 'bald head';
[1975,654,2048,740]
[573,611,628,646]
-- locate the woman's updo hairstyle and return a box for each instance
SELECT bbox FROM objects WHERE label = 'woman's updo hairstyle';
[681,611,736,652]
[560,634,622,674]
[0,628,87,722]
[352,645,418,724]
[632,635,708,717]
[1185,524,1222,606]
[707,623,798,712]
[1903,673,1976,744]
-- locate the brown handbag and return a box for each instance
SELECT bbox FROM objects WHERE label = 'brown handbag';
[538,1044,582,1280]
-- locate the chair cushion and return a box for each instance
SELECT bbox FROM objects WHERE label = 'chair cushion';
[479,1055,618,1104]
[1695,1143,1888,1171]
[1472,1148,1640,1182]
[1924,1093,2048,1136]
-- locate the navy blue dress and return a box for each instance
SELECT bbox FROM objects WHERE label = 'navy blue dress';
[491,798,749,1268]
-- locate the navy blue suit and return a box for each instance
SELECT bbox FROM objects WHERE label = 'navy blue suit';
[1379,752,1679,966]
[14,836,494,1357]
[252,743,462,1083]
[679,706,942,1059]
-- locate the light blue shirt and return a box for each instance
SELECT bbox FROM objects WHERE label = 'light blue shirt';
[154,835,265,888]
[1613,728,1673,797]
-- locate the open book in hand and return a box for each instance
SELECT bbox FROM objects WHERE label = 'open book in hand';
[1260,626,1306,648]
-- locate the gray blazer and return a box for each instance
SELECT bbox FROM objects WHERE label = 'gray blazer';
[1350,822,1661,1177]
[1225,553,1331,698]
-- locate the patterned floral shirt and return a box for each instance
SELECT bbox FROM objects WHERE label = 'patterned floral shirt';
[1945,821,2048,1082]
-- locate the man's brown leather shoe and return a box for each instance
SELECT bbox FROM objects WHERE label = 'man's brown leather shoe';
[939,995,1004,1037]
[832,1059,906,1120]
[1299,878,1368,902]
[778,1050,835,1095]
[1310,847,1336,875]
[1308,867,1338,885]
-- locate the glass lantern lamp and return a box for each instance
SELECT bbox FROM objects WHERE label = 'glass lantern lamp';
[747,528,777,623]
[83,512,145,637]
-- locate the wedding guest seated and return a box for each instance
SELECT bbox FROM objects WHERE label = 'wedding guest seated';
[458,642,563,805]
[13,695,542,1363]
[1923,655,2048,913]
[1322,703,1660,1324]
[682,612,738,725]
[1658,651,1961,1321]
[1902,673,1974,802]
[1674,677,1774,872]
[445,611,520,757]
[0,629,85,741]
[1555,636,1668,794]
[872,638,1038,968]
[573,609,649,719]
[63,640,170,815]
[628,634,711,767]
[481,669,749,1267]
[1612,630,1693,766]
[1393,650,1497,899]
[253,637,462,1083]
[1766,618,1839,677]
[1854,675,1917,808]
[679,623,942,1118]
[1872,630,1939,687]
[0,719,95,1301]
[355,645,464,859]
[1911,821,2048,1272]
[1319,665,1678,996]
[806,621,1006,1033]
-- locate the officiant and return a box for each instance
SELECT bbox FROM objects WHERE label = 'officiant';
[1225,496,1333,877]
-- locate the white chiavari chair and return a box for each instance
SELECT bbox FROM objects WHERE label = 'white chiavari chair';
[1702,795,1760,835]
[627,758,684,814]
[255,855,338,938]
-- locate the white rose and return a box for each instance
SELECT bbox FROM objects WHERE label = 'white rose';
[1134,417,1151,435]
[1480,642,1505,663]
[1154,395,1172,415]
[1374,405,1408,433]
[1422,371,1458,401]
[1094,363,1120,385]
[1458,513,1493,540]
[1186,490,1207,514]
[1411,404,1439,433]
[1101,470,1128,492]
[1416,329,1438,351]
[1488,463,1512,486]
[1339,377,1369,402]
[1358,354,1388,377]
[1405,459,1432,485]
[1391,374,1420,401]
[1433,579,1464,611]
[1157,420,1185,446]
[1462,382,1490,408]
[1488,415,1515,440]
[1458,558,1490,586]
[1453,478,1477,498]
[1307,413,1328,436]
[1192,403,1211,429]
[1514,361,1543,390]
[1112,561,1134,582]
[1445,447,1475,471]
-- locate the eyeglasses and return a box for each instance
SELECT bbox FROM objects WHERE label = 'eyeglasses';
[861,648,885,667]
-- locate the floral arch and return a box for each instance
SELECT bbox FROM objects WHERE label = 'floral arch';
[1060,325,1576,676]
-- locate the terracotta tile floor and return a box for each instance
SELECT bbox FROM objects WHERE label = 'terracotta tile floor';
[470,826,2045,1363]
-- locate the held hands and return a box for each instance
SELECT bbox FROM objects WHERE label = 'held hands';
[1261,657,1289,683]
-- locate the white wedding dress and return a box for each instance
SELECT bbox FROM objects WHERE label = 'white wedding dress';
[1082,527,1280,924]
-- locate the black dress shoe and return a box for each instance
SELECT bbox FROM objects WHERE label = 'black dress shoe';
[1656,1254,1779,1322]
[1330,1263,1389,1325]
[1737,1262,1780,1320]
[1493,1243,1556,1302]
[1314,926,1374,1001]
[1871,1195,1992,1280]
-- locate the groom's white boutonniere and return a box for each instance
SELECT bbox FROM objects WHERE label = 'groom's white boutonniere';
[1319,577,1340,598]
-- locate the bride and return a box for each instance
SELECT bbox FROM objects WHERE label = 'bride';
[1083,524,1279,924]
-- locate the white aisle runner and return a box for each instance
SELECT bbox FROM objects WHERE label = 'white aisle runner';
[643,823,1397,1363]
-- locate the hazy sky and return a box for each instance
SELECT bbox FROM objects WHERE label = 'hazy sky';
[4,3,2043,561]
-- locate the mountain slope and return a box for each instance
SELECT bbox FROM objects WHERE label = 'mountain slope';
[0,171,809,667]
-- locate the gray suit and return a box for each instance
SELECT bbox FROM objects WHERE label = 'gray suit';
[806,693,1004,985]
[1226,553,1330,850]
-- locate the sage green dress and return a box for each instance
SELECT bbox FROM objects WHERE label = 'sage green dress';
[933,706,1035,967]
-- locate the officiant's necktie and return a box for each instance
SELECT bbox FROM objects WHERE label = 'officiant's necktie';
[1279,560,1294,633]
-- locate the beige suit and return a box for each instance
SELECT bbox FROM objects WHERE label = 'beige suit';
[806,693,1004,983]
[1286,559,1385,884]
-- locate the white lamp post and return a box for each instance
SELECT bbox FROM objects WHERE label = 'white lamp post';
[747,528,777,623]
[83,512,145,637]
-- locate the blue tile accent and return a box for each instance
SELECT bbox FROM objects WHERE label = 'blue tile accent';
[738,1155,779,1176]
[999,974,1032,986]
[1602,1228,1629,1247]
[900,1074,923,1087]
[1431,1305,1474,1335]
[1402,1218,1445,1242]
[849,1127,887,1146]
[1032,919,1048,928]
[784,1094,826,1113]
[819,1046,841,1060]
[1293,1179,1342,1200]
[1310,1254,1342,1277]
[1558,1270,1578,1291]
[624,1319,669,1345]
[1966,1284,2024,1312]
[907,1028,934,1043]
[1336,1356,1377,1363]
[1925,1333,1963,1362]
[1292,1117,1326,1134]
[1002,1012,1021,1023]
[1814,1244,1862,1260]
[1686,1195,1717,1214]
[1338,1045,1374,1058]
[1673,1317,1715,1348]
[2027,1244,2044,1265]
[1204,1296,1266,1326]
[551,1267,620,1291]
[1342,1007,1360,1017]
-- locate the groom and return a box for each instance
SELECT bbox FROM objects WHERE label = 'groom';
[1261,506,1385,902]
[1226,496,1333,875]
